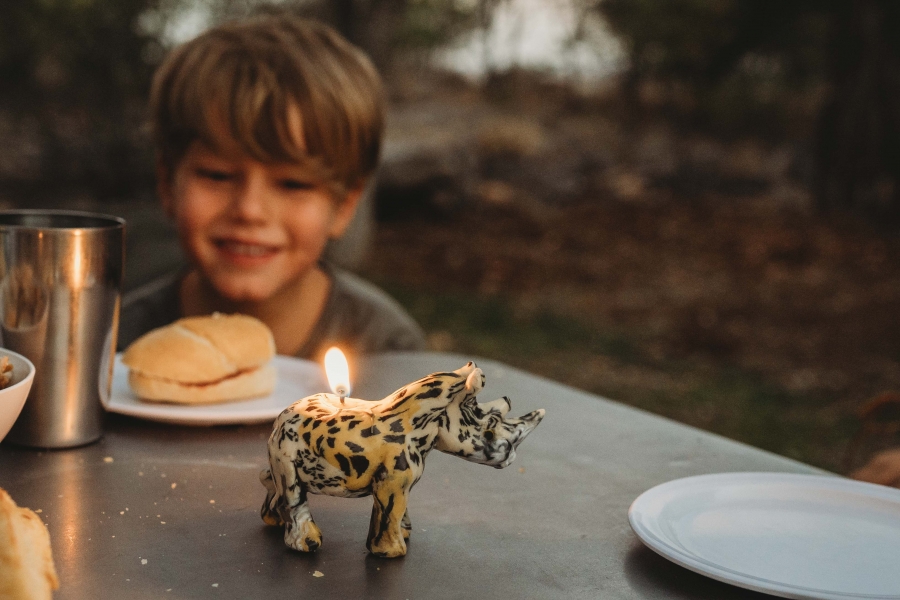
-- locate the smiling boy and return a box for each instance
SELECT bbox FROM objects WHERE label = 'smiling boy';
[118,14,425,360]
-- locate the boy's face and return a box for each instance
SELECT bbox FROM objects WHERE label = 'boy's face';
[160,142,359,303]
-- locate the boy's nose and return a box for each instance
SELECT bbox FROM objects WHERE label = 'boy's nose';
[229,170,269,221]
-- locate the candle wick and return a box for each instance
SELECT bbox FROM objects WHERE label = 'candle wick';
[335,384,349,405]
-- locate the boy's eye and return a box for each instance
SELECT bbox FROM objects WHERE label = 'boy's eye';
[280,179,315,191]
[196,168,233,182]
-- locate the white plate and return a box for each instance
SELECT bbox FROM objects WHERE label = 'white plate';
[629,472,900,599]
[106,354,328,426]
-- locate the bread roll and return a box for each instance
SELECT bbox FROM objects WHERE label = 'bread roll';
[0,488,59,600]
[122,313,276,404]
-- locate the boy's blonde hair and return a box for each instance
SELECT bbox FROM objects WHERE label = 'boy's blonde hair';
[150,14,384,198]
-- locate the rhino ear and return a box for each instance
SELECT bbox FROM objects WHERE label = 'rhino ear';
[455,361,478,377]
[478,396,511,416]
[464,368,484,393]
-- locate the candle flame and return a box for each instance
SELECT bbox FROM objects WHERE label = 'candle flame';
[324,347,351,397]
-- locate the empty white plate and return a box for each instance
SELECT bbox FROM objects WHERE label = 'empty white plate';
[106,354,328,426]
[629,472,900,599]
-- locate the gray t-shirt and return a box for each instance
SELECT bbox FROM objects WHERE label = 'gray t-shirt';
[117,266,427,360]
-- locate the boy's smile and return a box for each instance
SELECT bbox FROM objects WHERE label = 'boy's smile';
[161,142,358,304]
[213,238,280,267]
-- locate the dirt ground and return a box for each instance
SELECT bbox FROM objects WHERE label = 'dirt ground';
[363,199,900,472]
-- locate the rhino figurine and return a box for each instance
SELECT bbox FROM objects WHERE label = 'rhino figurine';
[261,361,545,558]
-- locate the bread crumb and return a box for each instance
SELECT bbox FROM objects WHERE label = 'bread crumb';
[313,571,324,578]
[519,467,526,473]
[141,559,147,565]
[34,509,42,513]
[212,583,219,587]
[171,483,177,489]
[103,457,114,463]
[209,500,215,504]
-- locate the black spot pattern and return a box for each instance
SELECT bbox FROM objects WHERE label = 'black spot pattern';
[360,426,380,438]
[393,453,410,471]
[415,387,443,400]
[334,453,352,476]
[349,454,370,476]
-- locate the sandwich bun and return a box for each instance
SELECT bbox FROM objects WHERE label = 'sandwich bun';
[0,488,59,600]
[122,313,276,404]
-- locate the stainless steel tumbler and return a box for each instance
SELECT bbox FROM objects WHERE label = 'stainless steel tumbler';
[0,210,125,448]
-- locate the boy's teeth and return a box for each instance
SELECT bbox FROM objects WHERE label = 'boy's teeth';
[221,242,272,256]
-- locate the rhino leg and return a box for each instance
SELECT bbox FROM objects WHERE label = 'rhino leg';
[270,457,323,552]
[366,467,410,558]
[259,468,283,526]
[401,509,411,540]
[283,481,322,553]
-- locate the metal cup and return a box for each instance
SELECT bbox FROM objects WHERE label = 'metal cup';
[0,210,125,448]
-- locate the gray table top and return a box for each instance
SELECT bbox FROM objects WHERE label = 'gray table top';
[0,352,823,599]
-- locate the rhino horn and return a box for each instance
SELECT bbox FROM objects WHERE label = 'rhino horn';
[478,396,512,416]
[512,409,545,447]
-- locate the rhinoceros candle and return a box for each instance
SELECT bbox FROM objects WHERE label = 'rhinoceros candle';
[261,361,545,558]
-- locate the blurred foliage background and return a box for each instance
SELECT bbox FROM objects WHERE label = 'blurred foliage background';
[2,0,899,473]
[4,0,900,215]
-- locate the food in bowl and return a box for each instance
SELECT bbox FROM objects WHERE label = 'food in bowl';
[121,313,276,404]
[0,349,36,443]
[0,356,12,389]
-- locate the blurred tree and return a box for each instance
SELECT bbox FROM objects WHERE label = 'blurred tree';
[278,0,483,71]
[598,0,900,219]
[0,0,487,203]
[815,0,900,220]
[599,0,829,133]
[0,0,161,202]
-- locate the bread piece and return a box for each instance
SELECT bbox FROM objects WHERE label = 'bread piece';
[121,313,277,404]
[177,314,275,371]
[122,313,275,384]
[0,488,59,600]
[128,363,277,405]
[121,323,236,383]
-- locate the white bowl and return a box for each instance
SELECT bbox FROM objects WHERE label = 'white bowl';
[0,348,36,442]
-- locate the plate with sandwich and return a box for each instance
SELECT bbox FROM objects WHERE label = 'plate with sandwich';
[105,313,328,426]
